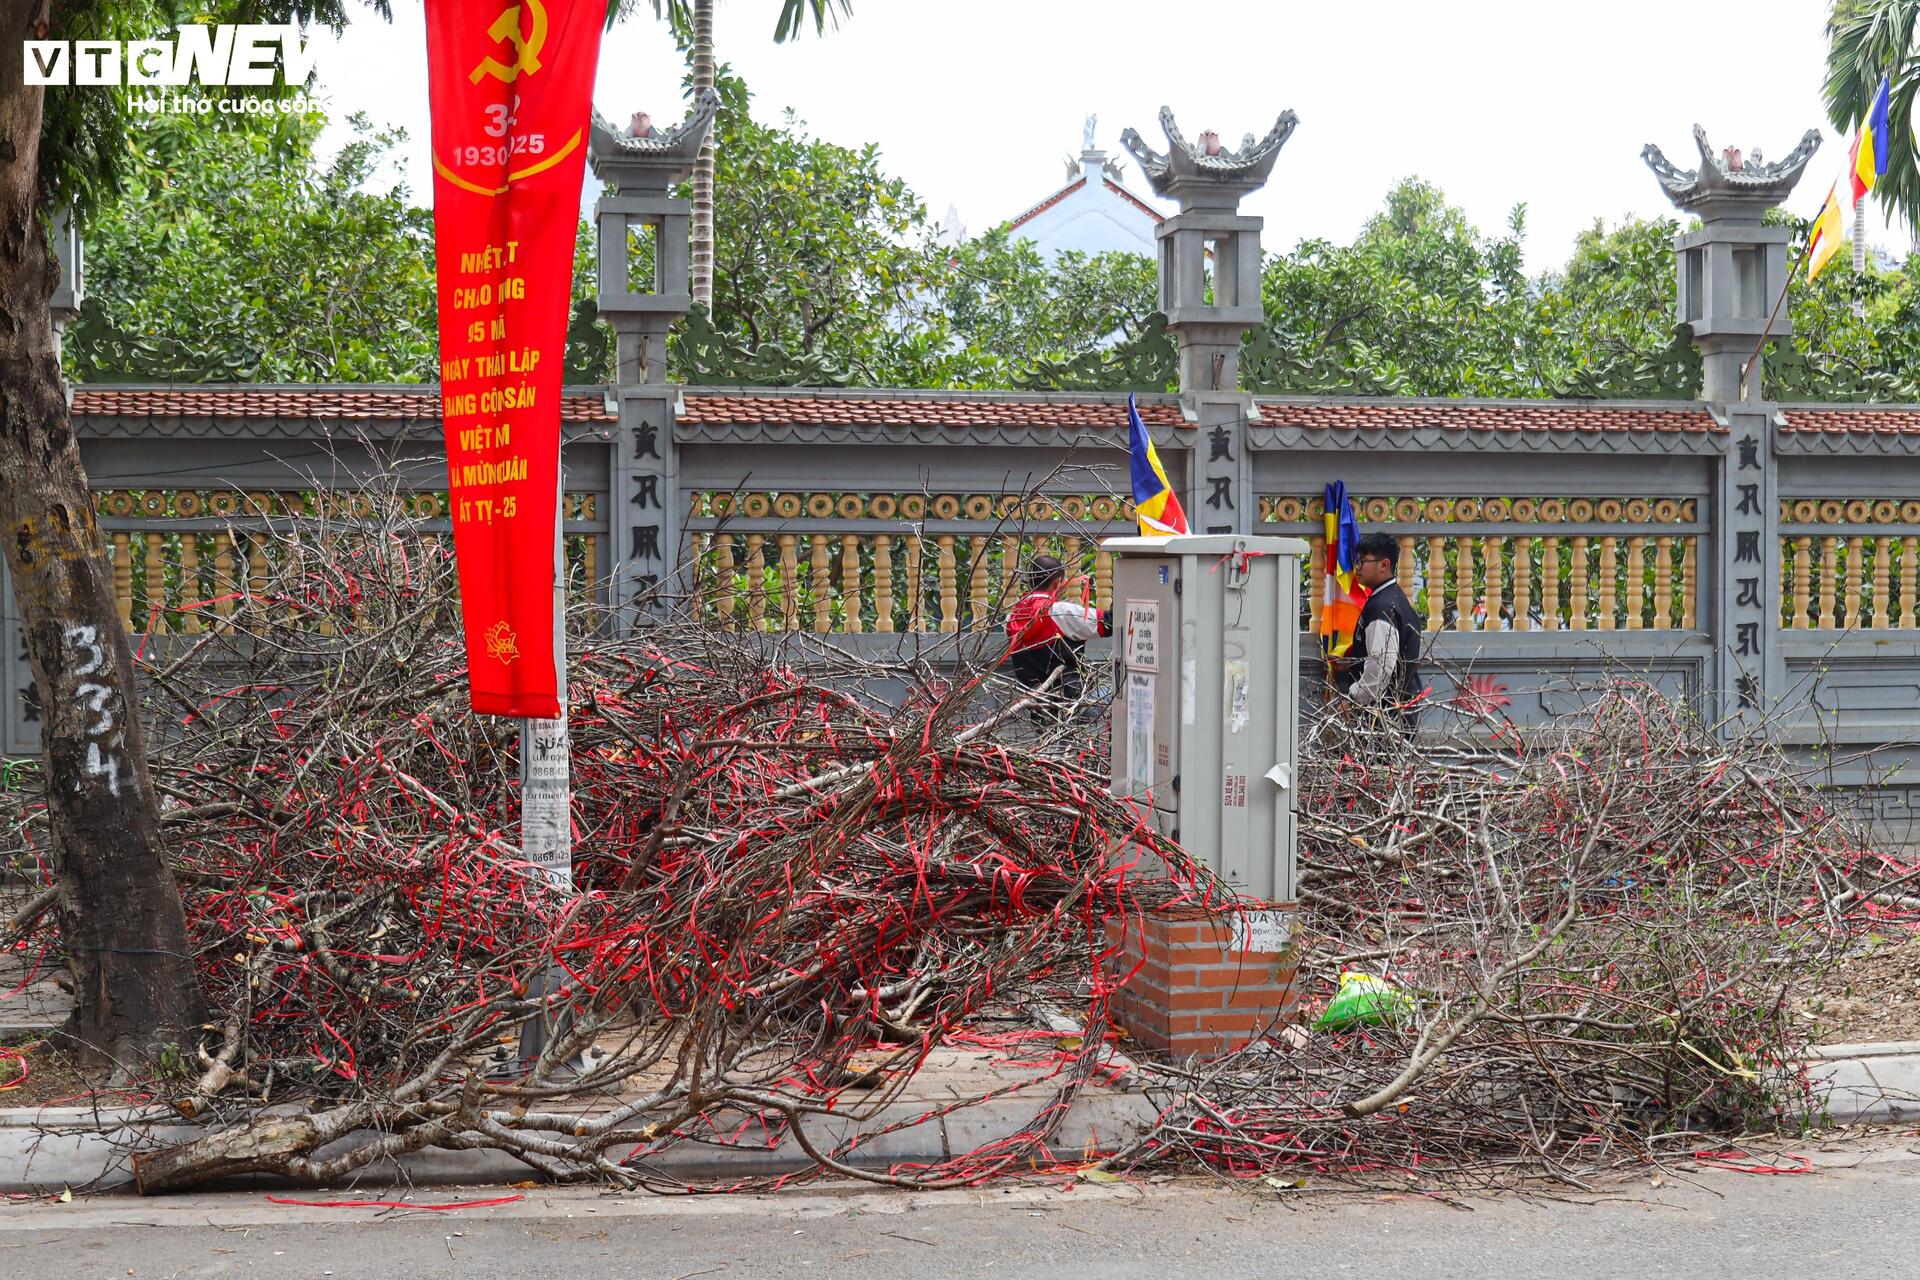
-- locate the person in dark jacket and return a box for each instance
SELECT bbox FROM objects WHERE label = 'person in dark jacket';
[1334,532,1427,724]
[1004,555,1111,719]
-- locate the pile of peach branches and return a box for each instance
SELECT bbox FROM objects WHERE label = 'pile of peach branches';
[1100,686,1887,1189]
[0,488,1884,1194]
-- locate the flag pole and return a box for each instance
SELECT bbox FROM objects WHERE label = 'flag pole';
[1737,233,1816,401]
[517,457,572,1067]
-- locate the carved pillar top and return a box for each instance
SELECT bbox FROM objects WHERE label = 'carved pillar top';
[1641,124,1821,223]
[588,89,720,195]
[1119,106,1296,211]
[1642,125,1822,403]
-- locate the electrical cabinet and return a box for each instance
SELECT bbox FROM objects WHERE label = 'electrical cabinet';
[1103,534,1307,902]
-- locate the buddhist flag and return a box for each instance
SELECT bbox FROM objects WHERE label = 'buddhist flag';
[1851,75,1893,204]
[1808,179,1845,281]
[1128,394,1188,537]
[1319,481,1368,658]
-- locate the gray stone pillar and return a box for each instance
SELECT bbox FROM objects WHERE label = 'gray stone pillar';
[1642,126,1821,403]
[1643,127,1818,726]
[1121,108,1295,534]
[588,94,717,625]
[1709,404,1783,729]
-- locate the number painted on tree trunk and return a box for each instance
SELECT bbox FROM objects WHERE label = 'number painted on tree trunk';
[60,625,129,798]
[65,625,105,676]
[74,683,113,735]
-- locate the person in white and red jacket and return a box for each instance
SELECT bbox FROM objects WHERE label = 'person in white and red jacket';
[1004,555,1112,720]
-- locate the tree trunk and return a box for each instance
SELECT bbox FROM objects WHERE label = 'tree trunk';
[0,5,205,1070]
[690,0,716,309]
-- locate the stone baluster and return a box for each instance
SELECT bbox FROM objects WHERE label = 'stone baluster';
[873,534,893,633]
[713,533,737,630]
[1597,537,1618,630]
[1569,537,1589,631]
[1510,536,1531,631]
[937,535,959,633]
[1844,535,1866,628]
[1454,539,1475,631]
[907,536,926,632]
[1819,536,1839,627]
[1791,536,1813,628]
[1873,535,1892,628]
[213,532,236,620]
[1904,537,1919,628]
[1541,536,1561,630]
[968,535,989,630]
[1625,536,1647,630]
[1681,537,1698,630]
[1425,536,1446,630]
[1485,536,1505,631]
[746,534,767,631]
[1653,536,1673,629]
[809,535,832,632]
[778,533,800,631]
[840,535,863,634]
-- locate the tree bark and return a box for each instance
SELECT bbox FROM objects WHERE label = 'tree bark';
[690,0,716,309]
[0,4,206,1069]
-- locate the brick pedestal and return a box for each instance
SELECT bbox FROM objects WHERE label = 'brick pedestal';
[1102,904,1300,1058]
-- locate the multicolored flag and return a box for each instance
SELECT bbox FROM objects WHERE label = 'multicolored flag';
[1128,394,1189,537]
[1808,179,1845,281]
[1851,74,1892,204]
[1319,481,1368,658]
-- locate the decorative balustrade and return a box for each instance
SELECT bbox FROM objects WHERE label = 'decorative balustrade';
[1259,495,1702,634]
[684,491,1133,634]
[92,489,606,636]
[1778,498,1920,630]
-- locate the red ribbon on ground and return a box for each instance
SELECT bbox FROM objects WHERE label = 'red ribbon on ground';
[424,0,604,717]
[265,1194,528,1210]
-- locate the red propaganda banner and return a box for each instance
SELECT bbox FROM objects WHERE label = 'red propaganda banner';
[424,0,603,718]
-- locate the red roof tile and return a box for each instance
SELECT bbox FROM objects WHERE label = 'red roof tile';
[65,387,1754,436]
[1779,407,1920,434]
[72,387,613,422]
[677,393,1185,429]
[1254,400,1721,435]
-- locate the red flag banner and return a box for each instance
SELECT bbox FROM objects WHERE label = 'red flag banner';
[424,0,603,718]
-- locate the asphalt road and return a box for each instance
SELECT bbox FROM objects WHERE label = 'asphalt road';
[2,1138,1917,1280]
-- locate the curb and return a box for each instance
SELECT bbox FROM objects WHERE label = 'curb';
[1806,1040,1920,1124]
[1,1037,1911,1193]
[0,1089,1160,1194]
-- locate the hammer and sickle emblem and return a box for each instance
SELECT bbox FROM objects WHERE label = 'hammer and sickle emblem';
[469,0,548,83]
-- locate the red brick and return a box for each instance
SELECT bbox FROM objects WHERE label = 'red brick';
[1194,1012,1264,1033]
[1166,988,1227,1012]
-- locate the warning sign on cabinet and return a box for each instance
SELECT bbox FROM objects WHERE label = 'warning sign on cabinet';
[1123,600,1160,671]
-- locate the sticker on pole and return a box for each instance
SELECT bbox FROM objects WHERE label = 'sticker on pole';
[1230,908,1294,955]
[1125,670,1155,797]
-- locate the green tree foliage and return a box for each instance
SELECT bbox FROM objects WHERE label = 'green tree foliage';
[63,84,1920,401]
[67,110,436,382]
[689,69,927,380]
[1824,2,1920,230]
[1247,179,1535,396]
[40,1,379,216]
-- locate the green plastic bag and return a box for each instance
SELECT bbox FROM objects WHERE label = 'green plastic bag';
[1313,972,1413,1031]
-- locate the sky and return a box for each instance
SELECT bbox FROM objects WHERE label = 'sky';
[305,0,1902,273]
